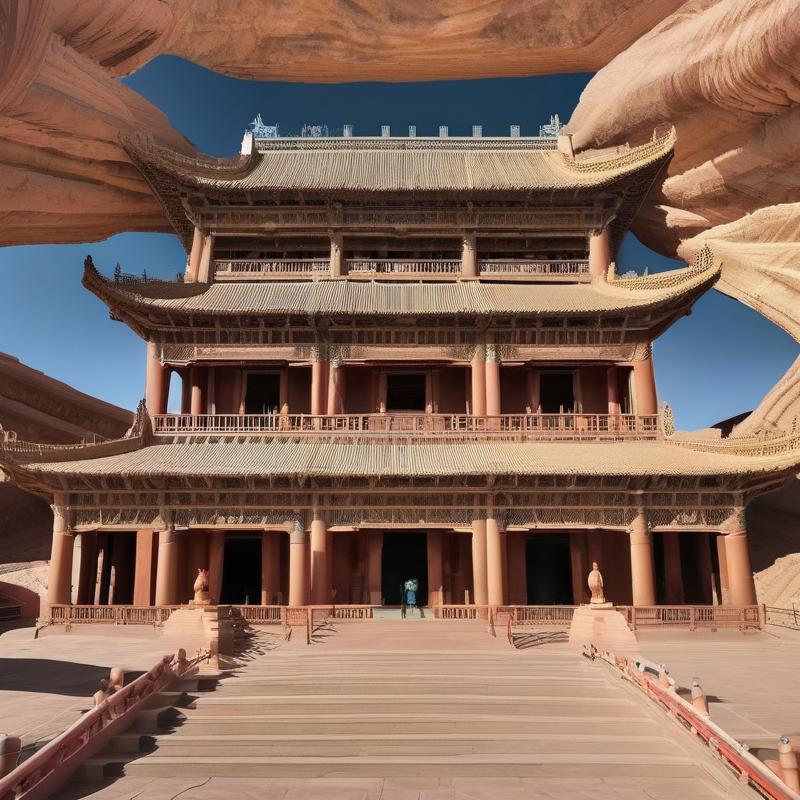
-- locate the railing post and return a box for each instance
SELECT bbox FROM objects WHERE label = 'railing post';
[689,606,697,631]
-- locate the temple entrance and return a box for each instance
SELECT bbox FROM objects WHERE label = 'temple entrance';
[386,373,427,412]
[245,372,281,414]
[381,531,428,605]
[220,534,261,604]
[525,533,573,604]
[539,372,574,413]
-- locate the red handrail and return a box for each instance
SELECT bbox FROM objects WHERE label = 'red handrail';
[591,649,798,800]
[0,652,202,800]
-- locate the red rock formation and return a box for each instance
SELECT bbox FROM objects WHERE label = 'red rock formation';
[567,0,800,349]
[0,0,684,246]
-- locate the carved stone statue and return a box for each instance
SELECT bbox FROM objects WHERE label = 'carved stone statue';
[192,568,211,605]
[588,561,609,606]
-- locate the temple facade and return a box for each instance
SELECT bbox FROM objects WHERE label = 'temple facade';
[3,124,799,616]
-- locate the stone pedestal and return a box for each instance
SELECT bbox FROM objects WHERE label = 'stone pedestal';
[568,606,640,659]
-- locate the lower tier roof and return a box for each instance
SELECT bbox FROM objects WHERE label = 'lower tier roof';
[18,440,799,480]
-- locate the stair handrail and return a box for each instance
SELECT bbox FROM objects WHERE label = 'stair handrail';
[0,652,196,800]
[587,646,800,800]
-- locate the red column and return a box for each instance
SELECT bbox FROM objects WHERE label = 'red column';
[145,342,169,415]
[311,351,327,416]
[629,503,656,606]
[427,531,444,606]
[327,362,346,415]
[724,509,757,606]
[154,526,179,606]
[180,369,192,414]
[606,366,620,415]
[461,233,477,278]
[485,345,501,417]
[310,514,330,604]
[471,511,488,607]
[588,227,610,280]
[633,351,658,415]
[569,531,588,604]
[47,500,74,607]
[190,367,205,415]
[486,503,504,607]
[470,345,486,416]
[527,369,540,413]
[289,523,309,607]
[186,226,203,282]
[330,231,344,277]
[133,529,156,606]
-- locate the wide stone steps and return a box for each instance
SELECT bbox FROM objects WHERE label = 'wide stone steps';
[113,731,674,757]
[62,621,735,797]
[161,711,660,737]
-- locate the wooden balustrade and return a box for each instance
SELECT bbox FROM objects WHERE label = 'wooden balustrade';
[230,605,283,624]
[151,412,661,441]
[214,258,329,278]
[617,605,761,631]
[346,258,461,275]
[47,605,179,629]
[479,259,589,276]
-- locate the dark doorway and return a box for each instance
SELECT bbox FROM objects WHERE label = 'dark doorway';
[539,372,574,413]
[220,535,261,604]
[381,531,428,605]
[386,373,426,412]
[245,373,280,414]
[525,534,573,604]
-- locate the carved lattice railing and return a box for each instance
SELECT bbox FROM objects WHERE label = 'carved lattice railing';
[151,412,661,441]
[346,258,461,274]
[214,258,330,277]
[479,259,589,276]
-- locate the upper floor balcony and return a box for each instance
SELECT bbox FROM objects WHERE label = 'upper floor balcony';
[213,257,591,282]
[151,412,662,442]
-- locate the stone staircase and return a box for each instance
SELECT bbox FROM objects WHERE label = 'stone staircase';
[61,619,741,798]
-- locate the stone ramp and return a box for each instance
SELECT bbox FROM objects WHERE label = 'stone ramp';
[55,619,741,799]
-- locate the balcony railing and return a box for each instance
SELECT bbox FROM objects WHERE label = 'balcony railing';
[479,259,589,277]
[214,258,330,279]
[346,258,461,276]
[151,412,661,441]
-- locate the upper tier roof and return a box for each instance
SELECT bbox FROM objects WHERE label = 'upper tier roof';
[125,130,676,248]
[128,129,674,195]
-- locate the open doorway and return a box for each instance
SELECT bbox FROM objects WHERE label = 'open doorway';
[381,531,428,605]
[525,534,573,604]
[220,534,261,604]
[245,373,281,414]
[539,372,574,413]
[386,373,427,412]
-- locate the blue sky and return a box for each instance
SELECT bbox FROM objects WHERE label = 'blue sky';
[0,57,796,429]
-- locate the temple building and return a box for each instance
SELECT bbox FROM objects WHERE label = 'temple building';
[2,123,799,616]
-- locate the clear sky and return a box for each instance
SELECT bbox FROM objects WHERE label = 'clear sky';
[0,57,796,430]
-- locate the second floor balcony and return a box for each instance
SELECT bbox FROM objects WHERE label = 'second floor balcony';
[151,412,662,442]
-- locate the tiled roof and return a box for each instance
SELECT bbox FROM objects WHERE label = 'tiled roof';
[20,439,798,479]
[84,253,719,318]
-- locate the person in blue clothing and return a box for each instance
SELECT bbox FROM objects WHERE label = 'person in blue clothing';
[402,578,424,618]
